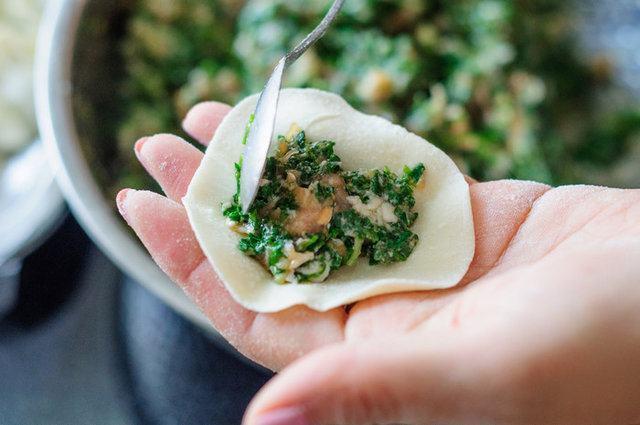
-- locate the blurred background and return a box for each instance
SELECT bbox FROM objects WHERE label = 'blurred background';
[1,0,639,424]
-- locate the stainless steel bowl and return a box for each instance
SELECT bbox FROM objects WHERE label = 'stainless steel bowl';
[35,0,640,332]
[35,0,212,331]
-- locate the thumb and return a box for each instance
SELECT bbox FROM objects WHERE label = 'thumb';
[242,337,478,425]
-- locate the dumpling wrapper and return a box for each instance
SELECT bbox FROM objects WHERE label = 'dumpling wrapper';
[183,88,475,313]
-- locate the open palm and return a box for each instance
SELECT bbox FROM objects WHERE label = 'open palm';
[117,102,640,425]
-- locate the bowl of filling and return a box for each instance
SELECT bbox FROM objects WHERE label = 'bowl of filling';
[37,0,640,327]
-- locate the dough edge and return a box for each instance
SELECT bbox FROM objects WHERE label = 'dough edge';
[183,88,475,313]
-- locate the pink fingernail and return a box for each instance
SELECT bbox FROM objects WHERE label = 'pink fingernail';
[116,189,131,221]
[254,407,309,425]
[134,137,150,157]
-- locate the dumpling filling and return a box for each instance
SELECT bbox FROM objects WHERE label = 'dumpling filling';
[223,124,426,284]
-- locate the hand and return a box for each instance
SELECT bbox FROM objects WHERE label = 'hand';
[117,101,640,425]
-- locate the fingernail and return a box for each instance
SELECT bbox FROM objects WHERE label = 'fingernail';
[254,407,309,425]
[116,189,132,221]
[134,137,150,158]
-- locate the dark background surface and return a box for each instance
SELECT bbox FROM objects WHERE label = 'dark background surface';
[0,213,271,425]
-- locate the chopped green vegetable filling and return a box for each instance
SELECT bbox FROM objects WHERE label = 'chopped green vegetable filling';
[98,0,640,201]
[223,125,426,284]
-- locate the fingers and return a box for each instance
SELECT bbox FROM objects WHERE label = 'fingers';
[123,98,347,370]
[462,179,550,283]
[115,188,260,348]
[182,101,232,146]
[134,101,231,201]
[345,289,458,339]
[116,189,345,371]
[240,306,346,371]
[487,185,624,272]
[243,337,471,425]
[117,189,207,283]
[135,134,204,202]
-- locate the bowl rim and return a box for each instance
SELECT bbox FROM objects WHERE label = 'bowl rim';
[0,140,66,263]
[35,0,223,337]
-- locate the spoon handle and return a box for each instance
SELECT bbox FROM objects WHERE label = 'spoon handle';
[240,0,346,212]
[285,0,346,65]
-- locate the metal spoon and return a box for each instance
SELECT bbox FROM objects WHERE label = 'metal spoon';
[240,0,346,213]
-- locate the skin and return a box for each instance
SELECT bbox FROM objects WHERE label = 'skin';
[117,101,640,425]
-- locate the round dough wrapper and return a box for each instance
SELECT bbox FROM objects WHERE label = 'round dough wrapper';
[183,88,475,313]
